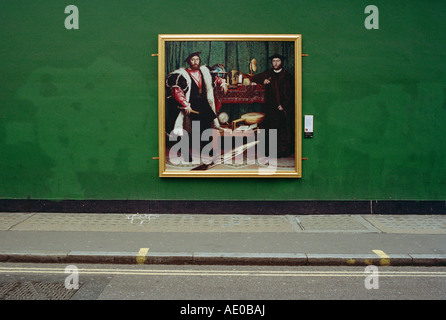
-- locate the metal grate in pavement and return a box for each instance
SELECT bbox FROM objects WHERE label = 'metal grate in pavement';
[363,215,446,234]
[0,282,80,300]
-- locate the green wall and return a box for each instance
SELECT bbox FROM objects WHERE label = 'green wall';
[1,0,445,201]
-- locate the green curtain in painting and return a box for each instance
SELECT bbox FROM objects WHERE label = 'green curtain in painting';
[165,41,295,76]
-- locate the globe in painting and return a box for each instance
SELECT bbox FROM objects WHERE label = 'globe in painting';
[211,63,227,78]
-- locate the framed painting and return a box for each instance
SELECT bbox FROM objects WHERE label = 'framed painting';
[158,34,302,178]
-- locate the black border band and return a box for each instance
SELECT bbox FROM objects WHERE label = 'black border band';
[0,200,444,214]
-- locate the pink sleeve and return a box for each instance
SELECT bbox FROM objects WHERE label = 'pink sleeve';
[171,87,190,109]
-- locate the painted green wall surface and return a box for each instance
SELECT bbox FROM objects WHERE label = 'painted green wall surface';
[0,0,445,201]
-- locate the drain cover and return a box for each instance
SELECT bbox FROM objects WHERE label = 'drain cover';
[0,282,81,300]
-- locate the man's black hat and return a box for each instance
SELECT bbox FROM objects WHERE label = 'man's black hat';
[185,52,201,63]
[268,53,286,61]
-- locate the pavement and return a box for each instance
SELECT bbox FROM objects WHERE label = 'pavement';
[0,212,445,266]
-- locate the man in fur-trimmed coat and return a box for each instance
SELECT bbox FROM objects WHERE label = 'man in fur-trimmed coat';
[165,52,228,137]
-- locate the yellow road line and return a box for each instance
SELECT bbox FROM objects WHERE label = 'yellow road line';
[136,248,150,265]
[372,249,391,266]
[1,267,446,277]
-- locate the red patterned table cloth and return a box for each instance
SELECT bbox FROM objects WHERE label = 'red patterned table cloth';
[214,85,265,111]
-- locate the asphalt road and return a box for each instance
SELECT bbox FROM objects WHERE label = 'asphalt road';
[1,263,445,302]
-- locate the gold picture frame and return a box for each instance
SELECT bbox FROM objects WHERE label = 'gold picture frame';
[158,34,302,178]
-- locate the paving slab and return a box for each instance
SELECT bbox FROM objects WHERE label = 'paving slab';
[362,215,446,234]
[0,213,445,266]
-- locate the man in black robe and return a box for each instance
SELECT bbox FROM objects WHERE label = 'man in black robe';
[251,54,295,158]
